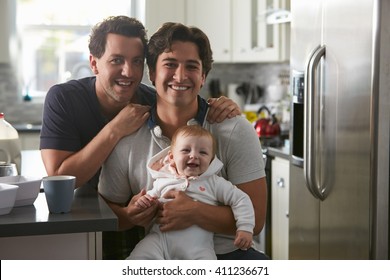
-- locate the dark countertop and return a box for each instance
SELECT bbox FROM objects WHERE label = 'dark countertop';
[13,123,42,133]
[0,185,118,237]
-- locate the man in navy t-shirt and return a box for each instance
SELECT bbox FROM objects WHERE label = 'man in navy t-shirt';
[40,16,240,259]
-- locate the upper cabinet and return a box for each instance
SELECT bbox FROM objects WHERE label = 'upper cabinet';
[144,0,186,35]
[145,0,290,63]
[186,0,231,62]
[232,0,290,62]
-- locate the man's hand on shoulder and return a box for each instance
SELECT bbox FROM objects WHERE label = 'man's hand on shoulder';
[108,103,150,140]
[207,96,241,124]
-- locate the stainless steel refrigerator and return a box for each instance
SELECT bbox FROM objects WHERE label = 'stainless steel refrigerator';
[289,0,389,259]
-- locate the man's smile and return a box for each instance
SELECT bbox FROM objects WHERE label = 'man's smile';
[170,85,190,91]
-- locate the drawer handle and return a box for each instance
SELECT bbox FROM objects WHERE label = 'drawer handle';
[277,177,285,188]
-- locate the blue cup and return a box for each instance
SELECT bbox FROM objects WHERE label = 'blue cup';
[43,175,75,214]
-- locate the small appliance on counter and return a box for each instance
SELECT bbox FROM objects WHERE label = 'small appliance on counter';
[208,79,222,98]
[253,106,285,148]
[0,113,21,174]
[235,82,263,104]
[0,163,18,177]
[227,83,245,111]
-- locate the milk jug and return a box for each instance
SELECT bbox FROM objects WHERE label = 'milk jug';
[0,113,21,174]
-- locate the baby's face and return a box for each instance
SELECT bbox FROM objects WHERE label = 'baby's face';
[171,134,213,177]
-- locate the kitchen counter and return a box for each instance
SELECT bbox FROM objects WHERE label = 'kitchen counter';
[0,185,117,259]
[0,185,117,237]
[265,145,290,160]
[13,123,42,133]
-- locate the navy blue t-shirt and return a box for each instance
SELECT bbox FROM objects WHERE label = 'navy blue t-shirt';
[40,76,156,188]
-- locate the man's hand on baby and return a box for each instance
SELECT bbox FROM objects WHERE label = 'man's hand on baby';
[126,190,159,227]
[234,230,253,250]
[157,190,196,232]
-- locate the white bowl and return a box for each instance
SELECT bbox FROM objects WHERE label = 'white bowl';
[0,183,19,215]
[0,175,42,207]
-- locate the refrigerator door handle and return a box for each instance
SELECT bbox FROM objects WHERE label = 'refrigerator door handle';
[304,45,326,201]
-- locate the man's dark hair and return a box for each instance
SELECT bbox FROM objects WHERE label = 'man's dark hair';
[89,15,148,58]
[146,22,213,77]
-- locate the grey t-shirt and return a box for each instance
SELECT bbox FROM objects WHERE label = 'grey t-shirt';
[98,114,265,254]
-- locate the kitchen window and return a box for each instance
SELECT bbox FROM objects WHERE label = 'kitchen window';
[16,0,144,101]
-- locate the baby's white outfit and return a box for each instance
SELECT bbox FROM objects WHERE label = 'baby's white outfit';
[128,147,255,260]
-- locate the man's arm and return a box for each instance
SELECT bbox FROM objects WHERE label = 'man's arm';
[157,177,267,235]
[42,93,238,188]
[41,103,150,188]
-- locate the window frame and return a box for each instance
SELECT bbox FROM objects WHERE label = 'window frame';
[14,0,142,102]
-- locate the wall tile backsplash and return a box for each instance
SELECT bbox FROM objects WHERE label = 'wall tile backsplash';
[0,62,290,125]
[202,62,290,100]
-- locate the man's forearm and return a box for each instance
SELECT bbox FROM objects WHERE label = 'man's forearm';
[57,125,123,188]
[193,201,237,235]
[105,199,136,231]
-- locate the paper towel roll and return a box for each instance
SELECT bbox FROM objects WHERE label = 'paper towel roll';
[227,84,245,111]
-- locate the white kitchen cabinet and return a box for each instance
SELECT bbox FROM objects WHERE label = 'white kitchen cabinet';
[145,0,231,62]
[271,156,289,259]
[144,0,290,63]
[232,0,290,62]
[186,0,290,63]
[0,232,101,260]
[144,0,186,35]
[186,0,231,62]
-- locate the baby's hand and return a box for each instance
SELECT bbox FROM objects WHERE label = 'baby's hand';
[135,194,157,208]
[233,230,253,250]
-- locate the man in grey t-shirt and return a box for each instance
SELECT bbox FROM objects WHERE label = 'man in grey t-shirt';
[99,22,268,260]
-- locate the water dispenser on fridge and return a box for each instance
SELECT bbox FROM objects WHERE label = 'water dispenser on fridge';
[290,70,304,167]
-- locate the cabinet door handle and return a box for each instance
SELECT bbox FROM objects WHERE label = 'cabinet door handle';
[277,177,285,188]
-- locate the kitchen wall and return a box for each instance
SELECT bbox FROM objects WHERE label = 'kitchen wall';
[203,62,289,101]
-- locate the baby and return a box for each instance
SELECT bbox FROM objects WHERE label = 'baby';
[128,125,255,260]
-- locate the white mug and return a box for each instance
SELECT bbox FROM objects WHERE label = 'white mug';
[0,163,18,177]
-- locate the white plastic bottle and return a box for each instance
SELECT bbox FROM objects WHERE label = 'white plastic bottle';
[0,112,21,174]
